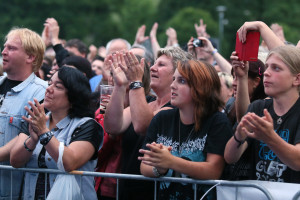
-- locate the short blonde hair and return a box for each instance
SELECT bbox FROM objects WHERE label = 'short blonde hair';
[5,28,45,72]
[157,47,193,71]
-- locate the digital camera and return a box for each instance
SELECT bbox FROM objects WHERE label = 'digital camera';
[193,39,204,47]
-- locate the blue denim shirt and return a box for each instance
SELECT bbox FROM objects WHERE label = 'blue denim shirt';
[23,115,103,200]
[0,73,47,200]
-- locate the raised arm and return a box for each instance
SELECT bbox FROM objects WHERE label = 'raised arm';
[165,27,179,47]
[150,22,160,60]
[104,53,132,135]
[194,18,210,38]
[123,52,154,135]
[199,37,232,74]
[230,51,250,122]
[238,21,284,50]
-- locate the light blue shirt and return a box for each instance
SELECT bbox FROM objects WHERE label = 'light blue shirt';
[23,115,103,200]
[0,73,47,199]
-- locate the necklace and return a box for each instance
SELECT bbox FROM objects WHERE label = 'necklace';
[277,117,282,125]
[178,118,194,155]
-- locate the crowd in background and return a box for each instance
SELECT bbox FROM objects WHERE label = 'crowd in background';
[0,17,299,200]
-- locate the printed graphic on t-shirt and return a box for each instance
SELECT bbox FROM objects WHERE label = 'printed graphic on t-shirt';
[255,129,289,182]
[156,133,209,199]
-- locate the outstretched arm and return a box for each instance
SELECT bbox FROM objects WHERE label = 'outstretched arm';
[238,21,284,50]
[230,51,250,122]
[150,23,160,60]
[165,27,179,47]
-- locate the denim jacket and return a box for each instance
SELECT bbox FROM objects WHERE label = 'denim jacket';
[0,73,47,200]
[23,115,103,200]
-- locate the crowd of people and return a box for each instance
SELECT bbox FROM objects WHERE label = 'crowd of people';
[0,17,299,200]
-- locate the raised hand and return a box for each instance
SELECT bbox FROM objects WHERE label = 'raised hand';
[123,52,144,83]
[166,27,178,47]
[230,51,249,78]
[44,18,60,45]
[134,25,149,45]
[194,19,210,38]
[109,52,128,87]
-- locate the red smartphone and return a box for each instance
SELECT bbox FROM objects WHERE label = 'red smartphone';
[235,31,260,61]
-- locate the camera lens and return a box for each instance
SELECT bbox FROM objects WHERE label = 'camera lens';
[193,39,204,47]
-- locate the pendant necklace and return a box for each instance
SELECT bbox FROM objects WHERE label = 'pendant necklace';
[178,118,194,155]
[277,117,282,125]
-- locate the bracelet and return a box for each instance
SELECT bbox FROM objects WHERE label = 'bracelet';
[129,81,143,90]
[233,132,246,148]
[211,48,218,55]
[24,136,34,152]
[39,131,54,146]
[152,167,168,177]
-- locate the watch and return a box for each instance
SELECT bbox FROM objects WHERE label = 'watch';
[129,81,143,90]
[39,131,54,146]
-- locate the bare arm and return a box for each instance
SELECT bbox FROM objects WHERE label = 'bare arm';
[150,23,160,60]
[0,137,18,162]
[230,51,250,122]
[199,37,232,74]
[140,144,225,179]
[224,119,249,164]
[238,21,284,50]
[11,133,95,172]
[104,53,132,135]
[124,52,154,135]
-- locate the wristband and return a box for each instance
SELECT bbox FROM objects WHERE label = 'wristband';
[211,48,218,55]
[39,131,54,146]
[152,167,168,177]
[129,81,143,90]
[233,132,245,148]
[24,136,34,152]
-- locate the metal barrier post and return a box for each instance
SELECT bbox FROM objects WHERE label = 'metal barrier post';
[292,190,300,200]
[116,178,119,200]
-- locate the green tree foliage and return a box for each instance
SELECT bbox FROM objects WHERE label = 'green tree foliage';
[0,0,300,59]
[159,7,218,47]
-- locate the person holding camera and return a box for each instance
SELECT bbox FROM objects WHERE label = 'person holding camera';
[187,36,232,74]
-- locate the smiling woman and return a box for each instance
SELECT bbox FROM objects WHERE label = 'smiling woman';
[10,66,103,199]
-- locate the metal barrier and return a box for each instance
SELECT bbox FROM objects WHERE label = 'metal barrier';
[0,165,274,200]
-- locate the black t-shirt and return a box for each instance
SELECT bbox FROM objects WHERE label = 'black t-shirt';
[246,98,300,183]
[143,108,232,200]
[0,78,22,107]
[119,99,174,200]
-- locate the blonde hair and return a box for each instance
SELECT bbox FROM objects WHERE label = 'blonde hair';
[157,47,193,71]
[5,28,45,72]
[267,45,300,75]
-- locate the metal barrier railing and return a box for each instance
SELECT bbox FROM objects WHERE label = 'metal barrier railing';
[0,165,274,200]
